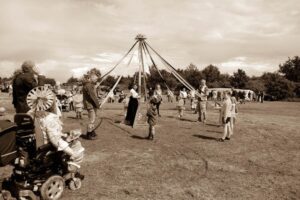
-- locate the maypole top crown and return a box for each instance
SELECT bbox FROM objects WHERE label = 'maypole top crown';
[135,34,147,41]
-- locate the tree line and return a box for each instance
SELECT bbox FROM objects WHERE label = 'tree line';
[1,56,298,101]
[66,56,299,100]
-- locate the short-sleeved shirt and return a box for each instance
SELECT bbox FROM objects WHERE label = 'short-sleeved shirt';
[130,89,139,98]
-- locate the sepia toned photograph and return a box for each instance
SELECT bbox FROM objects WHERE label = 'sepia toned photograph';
[0,0,299,200]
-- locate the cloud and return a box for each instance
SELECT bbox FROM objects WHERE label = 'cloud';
[0,0,299,81]
[219,57,274,75]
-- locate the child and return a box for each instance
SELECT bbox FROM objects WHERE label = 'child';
[177,95,185,118]
[218,91,233,142]
[73,89,84,119]
[146,98,158,140]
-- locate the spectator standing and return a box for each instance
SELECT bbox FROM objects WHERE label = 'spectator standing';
[177,95,185,118]
[167,90,174,103]
[218,91,233,142]
[12,61,38,113]
[146,97,158,140]
[82,73,100,140]
[124,84,140,127]
[180,88,188,105]
[73,89,84,119]
[197,79,209,123]
[154,84,163,117]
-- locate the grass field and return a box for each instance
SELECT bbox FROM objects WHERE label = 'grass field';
[1,93,300,200]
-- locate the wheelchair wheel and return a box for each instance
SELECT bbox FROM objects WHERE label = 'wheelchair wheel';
[68,178,82,191]
[40,176,65,200]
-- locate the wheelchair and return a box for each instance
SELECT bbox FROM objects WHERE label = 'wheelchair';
[0,113,84,200]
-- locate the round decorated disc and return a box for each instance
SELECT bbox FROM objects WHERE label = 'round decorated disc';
[26,86,55,111]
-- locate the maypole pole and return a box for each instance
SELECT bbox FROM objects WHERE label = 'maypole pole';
[132,34,148,127]
[135,34,147,100]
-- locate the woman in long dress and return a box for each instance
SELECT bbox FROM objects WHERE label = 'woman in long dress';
[125,84,140,127]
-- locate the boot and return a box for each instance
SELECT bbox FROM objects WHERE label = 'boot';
[149,133,154,140]
[91,130,97,138]
[86,131,96,140]
[146,133,152,140]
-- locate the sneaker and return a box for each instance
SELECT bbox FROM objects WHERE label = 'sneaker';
[225,137,230,140]
[217,138,225,142]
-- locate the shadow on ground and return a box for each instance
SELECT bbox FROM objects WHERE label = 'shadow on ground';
[193,134,218,141]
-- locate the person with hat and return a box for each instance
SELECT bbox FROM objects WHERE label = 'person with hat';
[82,73,100,140]
[12,61,39,113]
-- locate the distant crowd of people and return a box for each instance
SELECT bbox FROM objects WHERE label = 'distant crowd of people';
[1,60,269,144]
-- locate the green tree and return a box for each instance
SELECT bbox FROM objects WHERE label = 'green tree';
[184,63,203,88]
[66,76,79,84]
[262,72,295,100]
[102,75,117,88]
[230,69,249,89]
[202,64,221,83]
[246,79,266,93]
[147,66,178,90]
[279,56,300,82]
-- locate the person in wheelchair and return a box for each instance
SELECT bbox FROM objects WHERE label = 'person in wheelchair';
[29,101,84,170]
[1,86,85,200]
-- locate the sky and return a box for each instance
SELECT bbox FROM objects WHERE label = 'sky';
[0,0,299,82]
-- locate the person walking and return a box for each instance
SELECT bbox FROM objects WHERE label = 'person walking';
[82,73,100,140]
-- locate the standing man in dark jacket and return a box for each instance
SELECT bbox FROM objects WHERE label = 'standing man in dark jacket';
[82,73,100,140]
[12,61,38,113]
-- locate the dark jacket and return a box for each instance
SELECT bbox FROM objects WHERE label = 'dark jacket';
[12,72,38,113]
[147,104,157,126]
[82,82,100,110]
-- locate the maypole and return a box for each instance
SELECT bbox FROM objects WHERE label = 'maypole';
[94,34,201,128]
[135,34,147,100]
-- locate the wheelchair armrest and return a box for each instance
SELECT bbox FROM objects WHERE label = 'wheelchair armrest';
[37,143,55,153]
